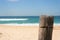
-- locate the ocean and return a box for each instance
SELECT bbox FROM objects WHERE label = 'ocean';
[0,16,60,26]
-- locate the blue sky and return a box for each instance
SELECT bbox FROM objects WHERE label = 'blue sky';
[0,0,60,16]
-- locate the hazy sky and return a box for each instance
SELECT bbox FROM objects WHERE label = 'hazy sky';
[0,0,60,16]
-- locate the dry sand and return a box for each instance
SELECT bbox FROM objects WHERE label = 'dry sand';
[0,24,60,40]
[0,25,39,40]
[52,25,60,40]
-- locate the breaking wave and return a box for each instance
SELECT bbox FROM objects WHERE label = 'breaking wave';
[0,18,28,21]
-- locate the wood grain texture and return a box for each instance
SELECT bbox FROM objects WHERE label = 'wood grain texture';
[38,15,54,40]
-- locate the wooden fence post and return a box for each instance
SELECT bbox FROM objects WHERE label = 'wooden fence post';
[38,15,54,40]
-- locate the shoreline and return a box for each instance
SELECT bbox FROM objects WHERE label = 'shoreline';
[0,23,60,26]
[0,23,60,27]
[0,24,60,30]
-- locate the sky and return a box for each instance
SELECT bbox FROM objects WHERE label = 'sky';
[0,0,60,16]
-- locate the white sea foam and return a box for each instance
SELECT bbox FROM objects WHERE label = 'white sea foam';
[54,23,60,26]
[0,22,60,27]
[1,23,39,26]
[0,18,28,21]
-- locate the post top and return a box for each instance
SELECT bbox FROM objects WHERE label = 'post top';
[40,15,54,28]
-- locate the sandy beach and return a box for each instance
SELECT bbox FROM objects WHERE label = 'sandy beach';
[0,25,39,40]
[52,25,60,40]
[0,24,60,40]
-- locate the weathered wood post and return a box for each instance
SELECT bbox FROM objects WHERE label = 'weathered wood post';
[38,15,54,40]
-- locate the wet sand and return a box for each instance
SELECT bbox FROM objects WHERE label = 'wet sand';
[0,24,60,40]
